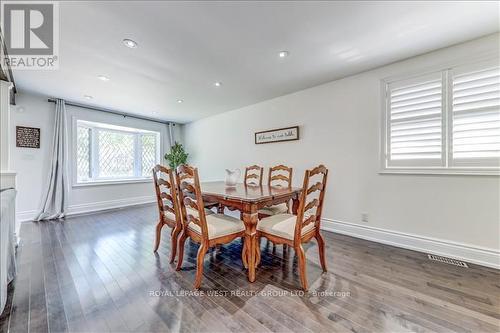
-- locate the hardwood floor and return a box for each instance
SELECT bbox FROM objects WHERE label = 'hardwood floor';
[1,204,499,333]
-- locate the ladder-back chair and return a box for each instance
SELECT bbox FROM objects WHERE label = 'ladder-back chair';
[244,165,264,186]
[258,165,293,217]
[175,165,245,289]
[256,165,328,290]
[152,165,182,263]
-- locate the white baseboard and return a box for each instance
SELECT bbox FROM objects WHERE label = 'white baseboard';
[17,209,38,222]
[17,196,155,222]
[321,218,500,270]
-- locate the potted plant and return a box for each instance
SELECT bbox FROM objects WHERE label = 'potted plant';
[164,142,188,170]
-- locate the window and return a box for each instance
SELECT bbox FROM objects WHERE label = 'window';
[451,63,500,166]
[75,120,160,184]
[382,59,500,174]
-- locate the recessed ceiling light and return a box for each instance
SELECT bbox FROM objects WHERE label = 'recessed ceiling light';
[214,82,222,87]
[98,75,110,81]
[84,95,93,100]
[279,50,289,58]
[122,38,138,48]
[177,99,184,103]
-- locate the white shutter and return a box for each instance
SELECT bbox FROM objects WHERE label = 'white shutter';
[386,72,444,167]
[451,61,500,167]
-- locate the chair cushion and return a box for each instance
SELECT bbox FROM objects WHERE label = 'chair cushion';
[188,214,245,239]
[163,207,213,221]
[257,213,315,240]
[258,203,289,216]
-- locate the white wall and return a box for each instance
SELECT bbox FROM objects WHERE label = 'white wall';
[10,92,179,221]
[183,34,500,267]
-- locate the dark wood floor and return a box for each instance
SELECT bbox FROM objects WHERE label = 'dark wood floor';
[1,204,499,333]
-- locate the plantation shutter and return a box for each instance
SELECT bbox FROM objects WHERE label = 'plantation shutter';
[451,61,500,167]
[386,72,444,167]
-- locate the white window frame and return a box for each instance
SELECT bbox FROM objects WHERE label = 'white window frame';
[384,71,446,169]
[449,58,500,170]
[72,118,161,186]
[381,57,500,176]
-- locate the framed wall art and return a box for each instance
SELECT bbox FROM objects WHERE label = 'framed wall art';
[255,126,299,144]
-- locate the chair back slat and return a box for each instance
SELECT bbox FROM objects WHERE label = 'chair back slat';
[160,192,174,202]
[187,215,202,228]
[152,165,179,226]
[270,174,289,182]
[157,178,171,188]
[179,182,196,193]
[184,196,199,210]
[175,164,209,238]
[178,172,194,181]
[268,165,293,188]
[294,165,328,243]
[246,164,262,171]
[163,204,176,215]
[307,181,323,195]
[244,165,264,185]
[184,197,203,228]
[309,165,328,177]
[302,214,316,227]
[303,198,319,214]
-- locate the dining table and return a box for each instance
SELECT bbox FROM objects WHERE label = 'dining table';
[200,181,302,282]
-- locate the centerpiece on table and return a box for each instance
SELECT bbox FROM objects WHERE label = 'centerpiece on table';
[224,169,240,187]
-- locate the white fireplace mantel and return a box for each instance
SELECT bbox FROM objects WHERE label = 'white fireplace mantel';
[0,80,15,189]
[0,80,18,243]
[1,80,14,172]
[0,171,16,190]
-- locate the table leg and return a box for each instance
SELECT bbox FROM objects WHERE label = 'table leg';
[242,211,258,282]
[242,238,248,269]
[292,196,300,214]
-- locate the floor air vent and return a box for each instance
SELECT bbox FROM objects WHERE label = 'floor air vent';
[428,254,468,268]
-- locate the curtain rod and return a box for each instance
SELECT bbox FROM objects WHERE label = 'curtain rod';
[47,98,176,125]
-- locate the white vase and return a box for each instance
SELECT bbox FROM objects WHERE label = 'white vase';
[225,169,240,187]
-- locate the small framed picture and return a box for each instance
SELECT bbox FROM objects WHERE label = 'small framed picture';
[16,126,41,148]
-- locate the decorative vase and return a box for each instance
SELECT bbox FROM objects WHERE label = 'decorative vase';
[225,169,240,187]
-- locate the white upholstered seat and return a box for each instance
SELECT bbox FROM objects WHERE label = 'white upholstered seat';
[188,214,245,239]
[258,203,289,216]
[257,213,315,240]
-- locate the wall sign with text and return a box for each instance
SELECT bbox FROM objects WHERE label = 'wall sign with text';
[16,126,40,148]
[255,126,299,144]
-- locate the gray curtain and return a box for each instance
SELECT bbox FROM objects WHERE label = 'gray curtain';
[35,99,68,221]
[167,122,176,147]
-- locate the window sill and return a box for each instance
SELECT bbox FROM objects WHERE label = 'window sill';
[73,178,153,188]
[379,168,500,176]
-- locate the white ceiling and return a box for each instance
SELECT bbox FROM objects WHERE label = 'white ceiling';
[12,1,500,123]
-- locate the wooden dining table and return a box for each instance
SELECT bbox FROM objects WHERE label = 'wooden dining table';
[200,181,302,282]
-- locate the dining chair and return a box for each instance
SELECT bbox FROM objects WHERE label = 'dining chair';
[175,164,246,289]
[244,165,264,186]
[256,165,328,290]
[152,165,182,263]
[258,165,293,218]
